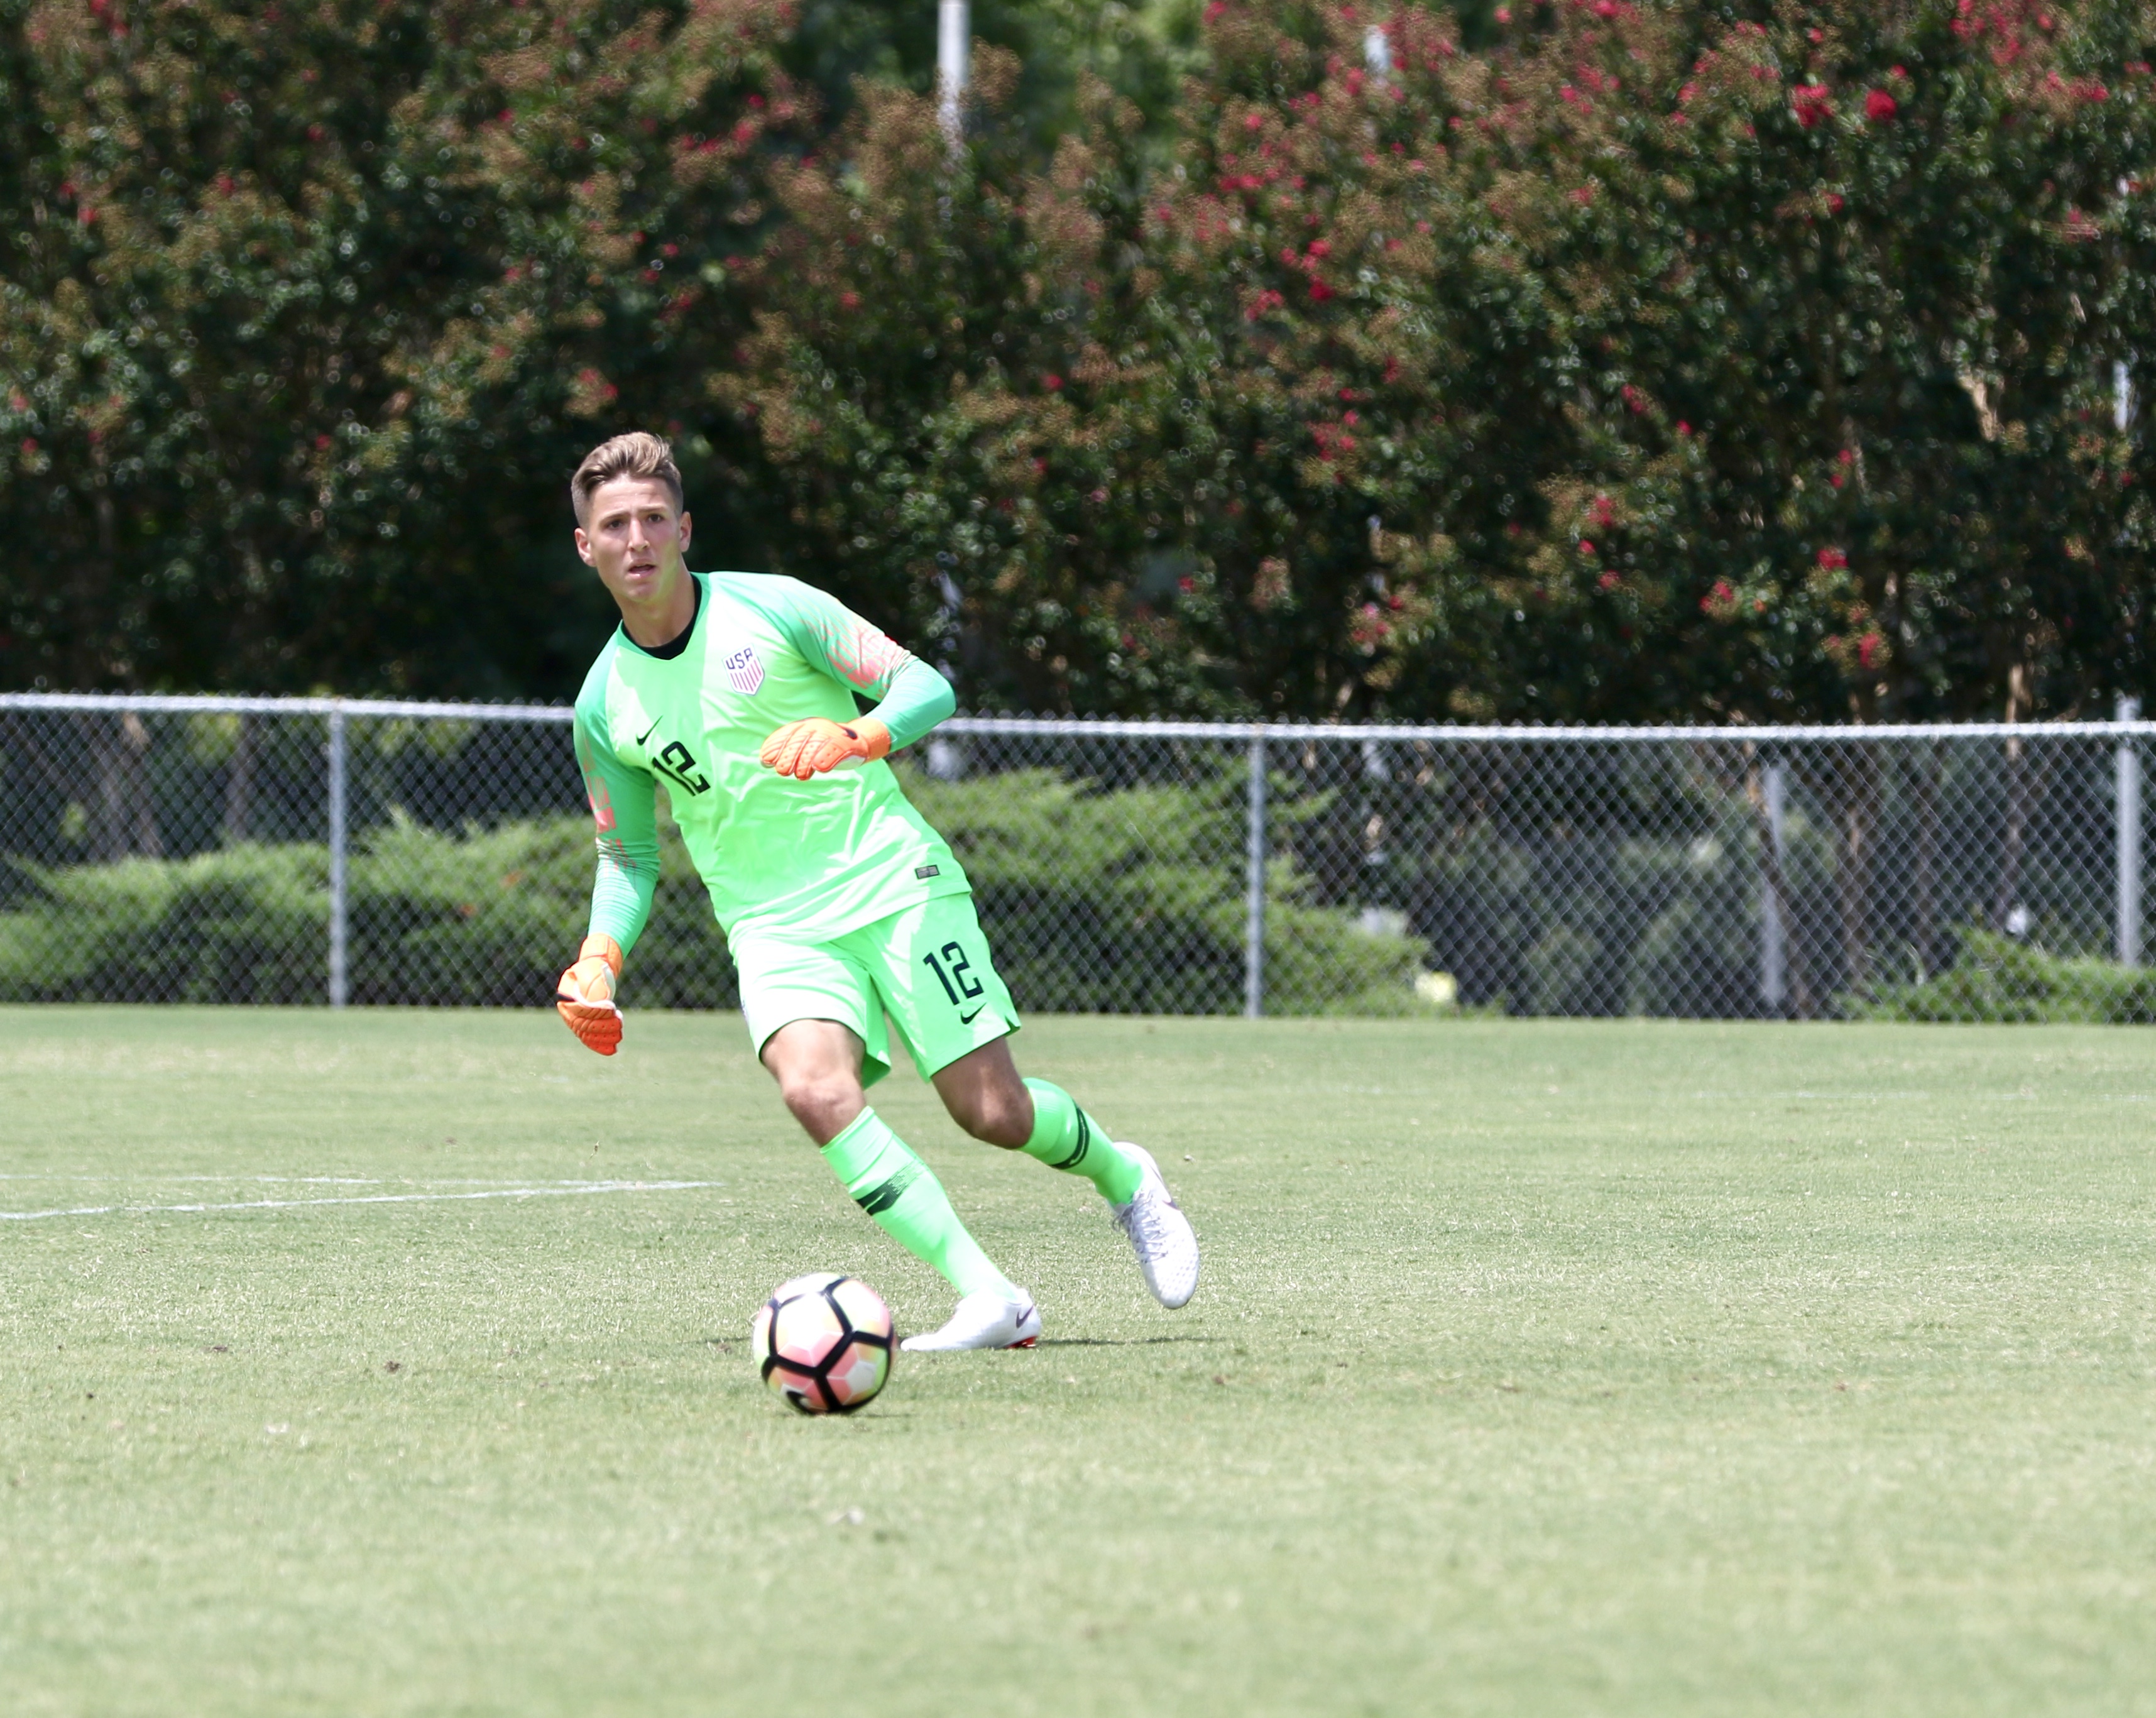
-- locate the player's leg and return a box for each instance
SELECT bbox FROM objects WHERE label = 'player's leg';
[929,1037,1134,1198]
[737,937,1037,1348]
[932,1038,1200,1309]
[876,895,1201,1308]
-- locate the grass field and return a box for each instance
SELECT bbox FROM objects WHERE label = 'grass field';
[4,1009,2154,1716]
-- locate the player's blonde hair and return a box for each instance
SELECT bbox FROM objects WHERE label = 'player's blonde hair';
[570,431,684,527]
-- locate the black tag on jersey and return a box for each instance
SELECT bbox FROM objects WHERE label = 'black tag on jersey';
[914,865,941,880]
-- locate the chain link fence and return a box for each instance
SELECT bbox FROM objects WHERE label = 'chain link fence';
[2,693,2150,1020]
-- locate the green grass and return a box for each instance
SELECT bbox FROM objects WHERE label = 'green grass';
[4,1010,2154,1717]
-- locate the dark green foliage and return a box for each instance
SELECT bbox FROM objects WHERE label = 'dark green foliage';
[0,771,1430,1010]
[4,0,2152,725]
[1853,928,2156,1020]
[898,763,1430,1012]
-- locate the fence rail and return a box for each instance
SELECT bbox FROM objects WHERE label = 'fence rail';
[1,693,2149,1021]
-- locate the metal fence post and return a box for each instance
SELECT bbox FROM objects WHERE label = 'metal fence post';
[936,0,969,146]
[2118,696,2142,967]
[1244,731,1267,1019]
[327,706,349,1008]
[1761,759,1788,1011]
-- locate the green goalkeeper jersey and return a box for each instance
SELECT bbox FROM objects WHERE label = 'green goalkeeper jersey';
[572,571,966,950]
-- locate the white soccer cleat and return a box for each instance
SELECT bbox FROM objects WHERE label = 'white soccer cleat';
[1110,1144,1200,1309]
[899,1288,1042,1352]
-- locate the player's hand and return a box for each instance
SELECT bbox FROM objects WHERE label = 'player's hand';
[555,934,625,1056]
[758,718,892,780]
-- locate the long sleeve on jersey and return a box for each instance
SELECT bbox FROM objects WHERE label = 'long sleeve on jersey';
[770,581,957,749]
[574,711,660,954]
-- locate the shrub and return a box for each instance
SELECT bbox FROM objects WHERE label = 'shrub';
[1851,930,2156,1023]
[0,769,1436,1013]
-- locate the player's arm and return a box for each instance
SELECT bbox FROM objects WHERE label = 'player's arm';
[756,580,956,779]
[557,701,660,1055]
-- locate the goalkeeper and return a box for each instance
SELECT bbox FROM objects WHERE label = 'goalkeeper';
[553,432,1199,1350]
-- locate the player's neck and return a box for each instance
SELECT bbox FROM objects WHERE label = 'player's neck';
[616,566,699,650]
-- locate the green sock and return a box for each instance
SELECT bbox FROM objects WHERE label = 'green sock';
[820,1109,1012,1298]
[1020,1079,1144,1205]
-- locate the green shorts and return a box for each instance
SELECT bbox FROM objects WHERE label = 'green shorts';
[731,893,1021,1085]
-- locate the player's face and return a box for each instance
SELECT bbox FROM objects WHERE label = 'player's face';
[574,476,692,610]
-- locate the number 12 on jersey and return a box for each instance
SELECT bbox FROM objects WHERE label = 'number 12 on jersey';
[922,942,983,1005]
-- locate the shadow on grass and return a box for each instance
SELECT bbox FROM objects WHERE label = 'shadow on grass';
[1036,1334,1224,1348]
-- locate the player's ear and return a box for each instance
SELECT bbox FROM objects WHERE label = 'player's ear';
[573,526,596,567]
[677,510,691,553]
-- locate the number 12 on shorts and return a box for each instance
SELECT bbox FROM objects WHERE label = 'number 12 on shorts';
[922,941,984,1007]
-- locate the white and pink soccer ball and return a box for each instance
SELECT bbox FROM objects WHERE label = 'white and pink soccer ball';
[751,1273,894,1414]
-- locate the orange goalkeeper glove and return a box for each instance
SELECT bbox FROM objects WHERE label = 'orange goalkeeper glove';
[758,717,892,780]
[555,934,624,1056]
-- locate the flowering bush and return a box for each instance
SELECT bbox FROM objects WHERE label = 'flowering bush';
[729,0,2156,720]
[4,0,2152,726]
[0,0,796,692]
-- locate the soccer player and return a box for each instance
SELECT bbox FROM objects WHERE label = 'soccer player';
[552,432,1200,1350]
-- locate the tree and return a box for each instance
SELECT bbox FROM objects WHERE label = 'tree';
[0,0,795,696]
[725,0,2156,720]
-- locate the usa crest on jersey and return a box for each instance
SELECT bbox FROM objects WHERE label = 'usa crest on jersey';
[723,642,765,695]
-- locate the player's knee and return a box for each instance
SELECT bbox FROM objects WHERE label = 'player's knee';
[778,1071,864,1142]
[956,1089,1032,1150]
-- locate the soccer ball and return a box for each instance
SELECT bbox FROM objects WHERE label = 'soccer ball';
[751,1273,894,1414]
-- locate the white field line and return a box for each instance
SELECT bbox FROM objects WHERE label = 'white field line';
[0,1179,723,1223]
[0,1174,385,1184]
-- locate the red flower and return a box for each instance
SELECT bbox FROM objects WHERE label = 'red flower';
[1816,547,1848,570]
[1792,84,1833,128]
[1598,571,1621,590]
[1043,374,1064,391]
[1675,420,1692,436]
[1308,280,1335,302]
[1306,239,1331,258]
[1865,89,1898,121]
[839,291,860,311]
[1579,539,1596,556]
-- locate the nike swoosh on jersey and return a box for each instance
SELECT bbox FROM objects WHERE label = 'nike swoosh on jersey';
[959,1006,985,1024]
[635,718,661,745]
